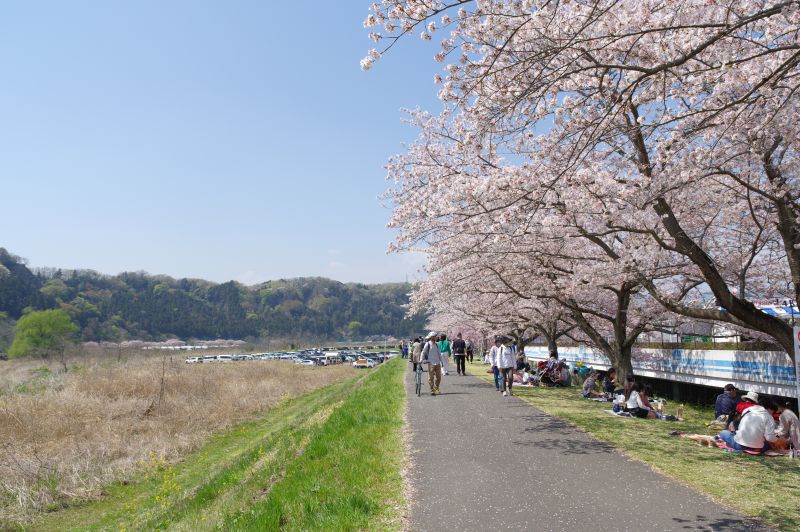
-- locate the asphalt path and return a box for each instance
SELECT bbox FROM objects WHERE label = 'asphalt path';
[405,364,767,532]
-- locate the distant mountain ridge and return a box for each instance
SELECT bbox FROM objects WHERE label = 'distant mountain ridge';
[0,248,426,342]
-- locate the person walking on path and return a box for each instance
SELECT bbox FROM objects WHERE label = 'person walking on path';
[410,336,423,373]
[487,336,502,391]
[495,336,516,396]
[438,333,452,376]
[422,332,444,395]
[465,338,474,364]
[452,333,467,376]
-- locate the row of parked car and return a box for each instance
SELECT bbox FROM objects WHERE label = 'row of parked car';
[350,353,395,369]
[185,349,399,368]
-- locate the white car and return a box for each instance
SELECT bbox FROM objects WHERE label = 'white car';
[352,357,376,369]
[185,356,201,364]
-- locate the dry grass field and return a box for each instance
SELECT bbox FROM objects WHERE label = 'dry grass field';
[0,350,356,526]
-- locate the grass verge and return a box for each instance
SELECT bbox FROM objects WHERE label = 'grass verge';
[466,361,800,532]
[28,358,407,531]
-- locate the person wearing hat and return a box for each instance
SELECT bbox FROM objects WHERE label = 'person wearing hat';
[734,390,760,416]
[714,383,740,420]
[421,332,444,395]
[717,395,778,453]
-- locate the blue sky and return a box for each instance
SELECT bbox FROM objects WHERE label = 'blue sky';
[0,1,440,284]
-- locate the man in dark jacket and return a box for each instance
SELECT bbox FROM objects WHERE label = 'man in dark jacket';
[714,383,740,419]
[452,333,467,376]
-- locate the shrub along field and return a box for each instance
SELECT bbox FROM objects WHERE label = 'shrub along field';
[0,351,357,527]
[467,361,800,532]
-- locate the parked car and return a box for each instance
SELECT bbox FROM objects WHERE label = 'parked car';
[353,357,376,369]
[185,356,202,364]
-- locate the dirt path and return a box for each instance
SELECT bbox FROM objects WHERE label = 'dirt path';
[405,366,766,532]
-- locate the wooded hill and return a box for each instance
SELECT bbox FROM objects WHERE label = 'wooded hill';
[0,248,426,344]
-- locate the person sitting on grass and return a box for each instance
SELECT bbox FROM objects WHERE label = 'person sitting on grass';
[545,351,558,372]
[774,398,800,451]
[623,374,636,401]
[717,396,778,454]
[602,368,618,395]
[582,370,602,398]
[641,384,657,411]
[516,352,530,372]
[556,361,571,387]
[626,382,656,419]
[735,390,759,416]
[728,390,760,430]
[714,383,740,421]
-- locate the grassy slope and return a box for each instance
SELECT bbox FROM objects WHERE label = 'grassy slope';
[31,358,407,531]
[467,361,800,532]
[229,356,406,531]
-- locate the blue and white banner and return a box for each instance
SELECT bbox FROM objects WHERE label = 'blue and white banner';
[794,326,800,401]
[525,345,798,398]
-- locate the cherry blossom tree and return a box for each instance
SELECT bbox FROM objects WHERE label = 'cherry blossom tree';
[366,0,800,358]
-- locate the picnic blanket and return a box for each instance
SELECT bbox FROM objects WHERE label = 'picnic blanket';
[713,439,789,456]
[603,409,632,418]
[672,432,790,457]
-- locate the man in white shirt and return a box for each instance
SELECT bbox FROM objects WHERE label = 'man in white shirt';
[495,337,516,396]
[718,395,777,453]
[489,336,515,396]
[421,332,444,396]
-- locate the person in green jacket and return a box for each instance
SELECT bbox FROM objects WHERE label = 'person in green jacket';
[437,333,452,376]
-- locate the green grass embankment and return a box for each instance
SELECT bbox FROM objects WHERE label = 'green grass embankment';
[33,358,407,531]
[467,361,800,531]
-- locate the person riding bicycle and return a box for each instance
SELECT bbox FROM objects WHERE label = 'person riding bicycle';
[410,336,423,372]
[422,332,444,395]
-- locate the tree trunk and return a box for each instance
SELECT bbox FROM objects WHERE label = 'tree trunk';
[613,344,634,385]
[547,335,558,358]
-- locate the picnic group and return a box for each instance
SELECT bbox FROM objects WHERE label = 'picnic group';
[671,385,800,456]
[561,357,800,457]
[402,334,800,456]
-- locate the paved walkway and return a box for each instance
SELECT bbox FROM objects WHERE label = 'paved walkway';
[405,366,767,532]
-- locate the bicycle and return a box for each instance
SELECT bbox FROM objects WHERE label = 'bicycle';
[414,362,423,397]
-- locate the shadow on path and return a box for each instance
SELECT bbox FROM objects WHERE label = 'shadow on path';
[672,514,765,531]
